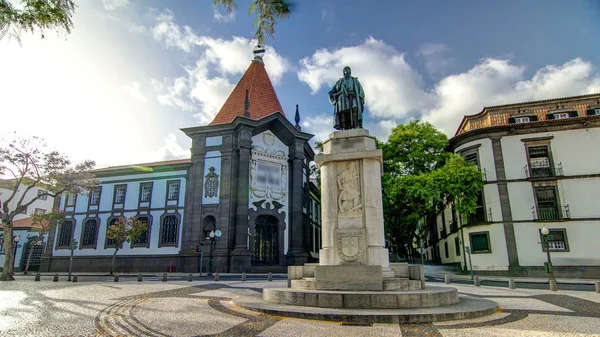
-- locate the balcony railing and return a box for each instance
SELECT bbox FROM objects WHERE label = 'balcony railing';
[525,163,563,179]
[464,207,492,226]
[532,205,570,221]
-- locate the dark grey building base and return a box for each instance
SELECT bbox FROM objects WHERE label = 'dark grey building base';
[234,295,498,324]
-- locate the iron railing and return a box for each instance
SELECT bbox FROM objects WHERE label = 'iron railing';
[525,163,563,179]
[532,205,570,220]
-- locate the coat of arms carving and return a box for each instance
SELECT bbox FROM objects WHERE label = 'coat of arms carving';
[204,167,219,198]
[336,230,365,262]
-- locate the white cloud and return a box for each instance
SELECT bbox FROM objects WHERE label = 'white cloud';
[298,37,436,121]
[301,114,334,143]
[0,2,191,168]
[150,10,291,125]
[213,7,236,23]
[417,43,451,77]
[122,81,146,102]
[155,133,190,160]
[102,0,129,11]
[425,57,600,135]
[298,38,600,138]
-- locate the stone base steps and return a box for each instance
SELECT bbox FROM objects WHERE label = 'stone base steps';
[233,293,499,324]
[290,277,423,291]
[263,286,459,309]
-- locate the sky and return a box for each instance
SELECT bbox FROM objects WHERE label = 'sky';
[2,0,600,169]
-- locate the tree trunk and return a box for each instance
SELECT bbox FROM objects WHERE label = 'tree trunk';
[110,247,119,275]
[1,224,15,281]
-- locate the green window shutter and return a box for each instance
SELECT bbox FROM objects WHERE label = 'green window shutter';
[508,117,516,124]
[568,110,578,117]
[529,115,539,122]
[546,113,555,120]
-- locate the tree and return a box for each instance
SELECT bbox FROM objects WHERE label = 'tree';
[380,121,484,255]
[0,0,77,44]
[105,216,147,275]
[213,0,293,45]
[0,134,97,281]
[23,207,65,274]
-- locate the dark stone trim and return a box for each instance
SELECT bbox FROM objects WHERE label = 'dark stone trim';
[456,143,481,154]
[469,231,492,254]
[138,182,153,205]
[521,136,554,142]
[112,184,127,209]
[491,137,521,273]
[55,218,76,250]
[165,179,181,203]
[483,173,600,185]
[131,214,153,248]
[100,174,187,185]
[249,203,287,266]
[158,212,181,248]
[79,216,101,250]
[60,207,184,216]
[88,186,102,208]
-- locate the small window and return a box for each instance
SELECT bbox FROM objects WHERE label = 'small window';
[81,219,98,248]
[469,231,491,254]
[515,117,530,123]
[34,208,46,215]
[554,112,569,119]
[140,183,152,202]
[20,206,27,214]
[167,181,180,201]
[114,185,126,204]
[0,235,4,254]
[455,237,461,256]
[539,228,569,252]
[66,193,76,206]
[593,109,600,115]
[37,189,48,200]
[132,216,150,247]
[160,215,179,246]
[57,220,74,248]
[444,241,449,258]
[106,218,119,248]
[89,188,101,205]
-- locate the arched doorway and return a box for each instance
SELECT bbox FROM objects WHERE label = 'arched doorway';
[252,215,279,265]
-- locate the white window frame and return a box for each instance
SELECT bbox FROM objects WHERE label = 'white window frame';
[66,193,76,206]
[89,188,100,205]
[34,208,46,215]
[140,183,152,202]
[554,112,570,119]
[114,186,126,204]
[514,116,530,124]
[37,189,47,200]
[167,181,180,201]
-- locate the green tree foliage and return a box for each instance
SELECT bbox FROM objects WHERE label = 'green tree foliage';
[213,0,293,45]
[0,0,77,44]
[106,216,148,275]
[381,121,484,254]
[23,207,66,274]
[0,134,96,281]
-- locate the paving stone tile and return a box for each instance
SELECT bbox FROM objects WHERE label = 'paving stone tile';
[258,318,401,337]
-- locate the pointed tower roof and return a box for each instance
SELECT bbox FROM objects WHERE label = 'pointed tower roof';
[210,46,285,125]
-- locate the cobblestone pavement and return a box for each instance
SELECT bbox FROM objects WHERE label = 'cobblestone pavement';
[1,279,599,337]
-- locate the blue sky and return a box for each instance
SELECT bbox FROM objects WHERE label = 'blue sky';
[2,0,600,168]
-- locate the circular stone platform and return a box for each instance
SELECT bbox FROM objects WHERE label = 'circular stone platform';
[234,294,499,324]
[263,286,459,309]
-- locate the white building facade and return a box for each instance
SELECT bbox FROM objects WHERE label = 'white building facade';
[435,93,600,278]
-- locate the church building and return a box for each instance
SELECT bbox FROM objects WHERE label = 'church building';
[41,48,320,274]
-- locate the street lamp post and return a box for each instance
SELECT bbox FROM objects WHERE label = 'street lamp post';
[13,235,21,270]
[68,239,78,282]
[207,230,222,276]
[540,225,555,282]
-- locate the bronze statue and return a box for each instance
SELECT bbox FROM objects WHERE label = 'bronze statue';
[328,66,365,130]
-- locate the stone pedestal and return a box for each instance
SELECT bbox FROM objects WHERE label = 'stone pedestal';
[315,129,390,276]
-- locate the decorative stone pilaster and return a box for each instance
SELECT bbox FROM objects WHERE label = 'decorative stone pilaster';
[286,140,308,265]
[231,127,253,272]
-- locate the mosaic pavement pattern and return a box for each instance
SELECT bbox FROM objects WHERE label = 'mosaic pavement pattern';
[1,279,599,337]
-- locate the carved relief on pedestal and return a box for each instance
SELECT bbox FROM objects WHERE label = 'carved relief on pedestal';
[336,229,365,262]
[337,160,362,216]
[204,167,219,198]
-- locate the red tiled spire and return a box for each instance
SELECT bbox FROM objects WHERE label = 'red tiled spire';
[210,52,285,125]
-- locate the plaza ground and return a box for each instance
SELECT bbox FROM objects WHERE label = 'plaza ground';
[1,274,599,337]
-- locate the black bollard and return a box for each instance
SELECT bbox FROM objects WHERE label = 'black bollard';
[72,275,78,283]
[214,273,220,281]
[53,274,59,282]
[241,273,246,281]
[188,273,193,282]
[114,275,119,282]
[137,274,143,282]
[162,273,167,282]
[268,272,273,282]
[35,273,41,282]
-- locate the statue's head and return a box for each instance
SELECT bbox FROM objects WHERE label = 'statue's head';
[343,66,351,77]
